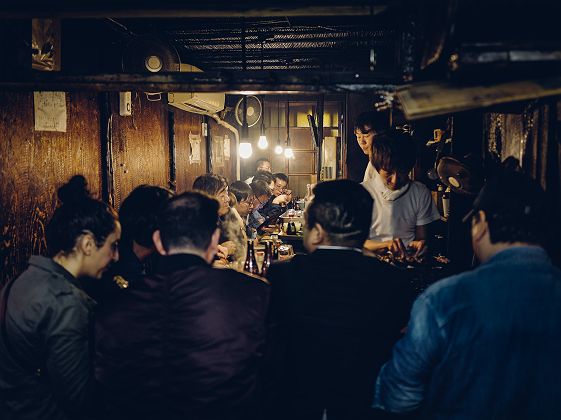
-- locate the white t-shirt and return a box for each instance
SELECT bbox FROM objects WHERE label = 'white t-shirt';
[244,176,254,185]
[363,161,377,182]
[361,174,440,246]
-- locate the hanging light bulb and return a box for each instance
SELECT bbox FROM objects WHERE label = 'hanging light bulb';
[258,135,268,150]
[284,147,294,159]
[257,96,268,149]
[239,95,253,159]
[239,142,253,159]
[274,98,283,154]
[284,99,294,159]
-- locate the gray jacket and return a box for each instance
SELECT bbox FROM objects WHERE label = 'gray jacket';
[0,256,96,420]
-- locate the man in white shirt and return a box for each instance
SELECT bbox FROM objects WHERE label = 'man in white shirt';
[362,129,440,257]
[354,111,390,182]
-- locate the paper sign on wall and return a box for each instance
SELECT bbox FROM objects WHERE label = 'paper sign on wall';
[223,135,231,159]
[213,136,225,167]
[189,132,201,164]
[34,91,67,132]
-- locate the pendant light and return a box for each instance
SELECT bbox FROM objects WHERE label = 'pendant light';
[239,95,253,159]
[237,20,252,159]
[274,98,283,155]
[257,96,268,150]
[284,99,294,159]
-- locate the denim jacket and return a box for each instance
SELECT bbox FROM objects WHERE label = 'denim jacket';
[373,246,561,419]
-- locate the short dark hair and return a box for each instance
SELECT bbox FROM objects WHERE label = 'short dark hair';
[370,129,417,174]
[46,175,118,257]
[467,169,548,245]
[158,191,220,252]
[253,170,275,185]
[119,185,174,247]
[250,179,272,198]
[230,180,252,203]
[193,174,228,196]
[305,180,373,247]
[354,111,390,133]
[255,157,271,170]
[274,172,289,184]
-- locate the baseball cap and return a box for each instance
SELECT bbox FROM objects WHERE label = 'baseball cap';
[462,169,547,224]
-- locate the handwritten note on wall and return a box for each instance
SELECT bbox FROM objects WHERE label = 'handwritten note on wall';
[189,132,201,164]
[223,135,231,159]
[34,92,67,132]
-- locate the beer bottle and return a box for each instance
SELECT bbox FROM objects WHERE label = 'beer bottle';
[271,235,280,260]
[243,240,259,275]
[261,242,272,277]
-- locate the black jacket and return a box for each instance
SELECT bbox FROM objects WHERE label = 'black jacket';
[0,256,96,420]
[265,248,414,415]
[95,253,270,420]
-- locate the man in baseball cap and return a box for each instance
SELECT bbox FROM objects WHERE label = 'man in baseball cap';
[374,168,561,419]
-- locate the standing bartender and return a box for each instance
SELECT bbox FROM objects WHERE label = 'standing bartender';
[362,128,440,258]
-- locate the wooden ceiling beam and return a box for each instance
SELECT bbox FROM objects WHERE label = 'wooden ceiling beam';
[0,70,397,93]
[0,2,388,19]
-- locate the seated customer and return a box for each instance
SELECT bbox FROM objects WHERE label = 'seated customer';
[0,175,120,420]
[193,174,244,262]
[229,180,254,242]
[265,180,413,420]
[362,129,440,257]
[374,168,561,419]
[247,179,273,234]
[272,172,291,198]
[95,191,270,420]
[89,184,173,301]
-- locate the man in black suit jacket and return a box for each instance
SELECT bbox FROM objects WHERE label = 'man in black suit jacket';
[265,180,413,420]
[96,191,270,420]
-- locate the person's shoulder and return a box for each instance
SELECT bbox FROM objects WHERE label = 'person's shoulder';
[421,269,476,303]
[408,180,432,196]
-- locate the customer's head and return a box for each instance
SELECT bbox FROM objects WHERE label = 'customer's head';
[193,174,230,216]
[273,173,289,196]
[46,175,120,279]
[153,191,220,263]
[371,129,417,191]
[354,111,390,156]
[119,185,174,254]
[250,179,272,210]
[463,168,548,262]
[303,180,373,252]
[255,157,272,173]
[230,180,254,218]
[253,170,275,190]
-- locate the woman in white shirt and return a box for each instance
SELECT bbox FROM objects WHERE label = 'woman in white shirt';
[354,111,389,182]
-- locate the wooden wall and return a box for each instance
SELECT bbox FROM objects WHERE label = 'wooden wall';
[110,93,170,208]
[209,119,237,182]
[174,109,207,192]
[0,92,102,285]
[0,91,233,285]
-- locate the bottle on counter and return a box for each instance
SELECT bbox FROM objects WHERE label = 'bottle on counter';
[261,242,272,277]
[243,240,259,275]
[436,184,444,216]
[442,187,450,219]
[286,221,297,235]
[271,235,280,260]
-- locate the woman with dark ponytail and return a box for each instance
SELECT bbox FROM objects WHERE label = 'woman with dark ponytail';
[0,175,120,420]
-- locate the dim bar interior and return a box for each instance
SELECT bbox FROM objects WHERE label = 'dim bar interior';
[1,1,561,419]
